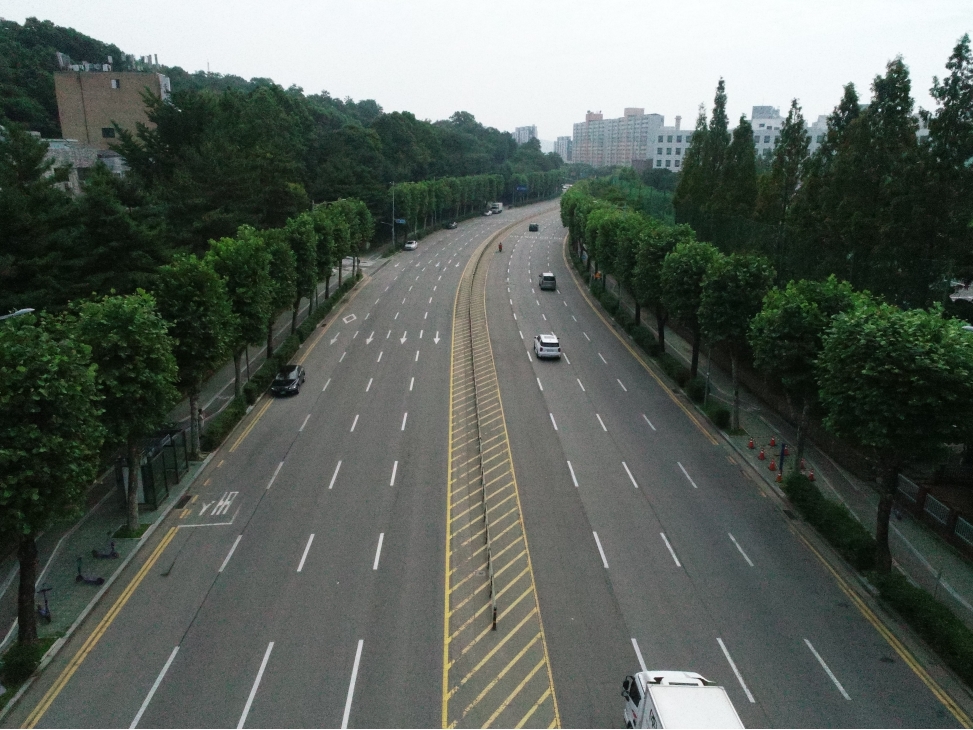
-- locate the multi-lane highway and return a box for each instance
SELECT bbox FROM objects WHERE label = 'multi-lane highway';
[6,202,965,729]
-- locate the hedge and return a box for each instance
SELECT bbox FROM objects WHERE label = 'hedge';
[783,473,876,571]
[0,641,44,685]
[200,396,247,452]
[702,402,731,430]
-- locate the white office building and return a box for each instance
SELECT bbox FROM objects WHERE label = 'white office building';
[515,125,538,145]
[554,135,572,162]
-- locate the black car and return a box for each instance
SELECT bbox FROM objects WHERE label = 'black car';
[444,221,458,229]
[528,223,539,232]
[271,364,306,396]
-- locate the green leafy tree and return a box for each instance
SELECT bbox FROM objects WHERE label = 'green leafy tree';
[699,79,731,213]
[718,116,758,218]
[661,241,721,377]
[632,224,696,350]
[310,208,335,301]
[673,105,708,214]
[818,302,973,571]
[155,255,235,458]
[77,293,179,532]
[289,212,319,326]
[0,314,104,644]
[261,227,296,356]
[698,254,776,429]
[206,228,273,397]
[749,276,858,467]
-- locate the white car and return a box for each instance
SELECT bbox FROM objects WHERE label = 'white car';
[533,334,561,359]
[404,240,418,250]
[483,210,492,216]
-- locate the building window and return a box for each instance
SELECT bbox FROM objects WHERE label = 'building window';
[759,123,765,129]
[667,135,673,143]
[764,136,770,143]
[656,159,662,167]
[665,159,671,168]
[817,135,824,143]
[675,160,681,168]
[666,148,671,155]
[774,136,779,144]
[676,148,681,155]
[658,135,663,143]
[111,78,121,89]
[101,127,116,138]
[657,147,663,155]
[677,135,682,143]
[753,135,760,144]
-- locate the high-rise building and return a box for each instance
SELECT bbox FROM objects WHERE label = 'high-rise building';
[515,125,538,145]
[554,136,573,162]
[573,108,670,167]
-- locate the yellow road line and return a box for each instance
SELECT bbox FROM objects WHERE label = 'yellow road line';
[228,397,272,453]
[465,642,543,723]
[482,657,546,728]
[515,688,552,729]
[796,531,971,728]
[561,236,717,446]
[23,527,178,728]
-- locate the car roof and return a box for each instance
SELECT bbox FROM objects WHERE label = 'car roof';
[538,333,559,342]
[541,272,555,277]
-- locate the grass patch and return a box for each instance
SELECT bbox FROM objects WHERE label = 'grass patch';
[0,636,58,710]
[113,524,150,539]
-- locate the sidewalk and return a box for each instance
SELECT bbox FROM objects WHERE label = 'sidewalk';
[594,265,973,629]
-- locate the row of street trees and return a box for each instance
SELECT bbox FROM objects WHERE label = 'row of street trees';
[562,184,973,573]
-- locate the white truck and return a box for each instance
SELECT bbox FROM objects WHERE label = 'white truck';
[489,201,503,214]
[622,670,744,729]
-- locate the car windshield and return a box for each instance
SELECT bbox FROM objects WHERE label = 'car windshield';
[275,369,297,382]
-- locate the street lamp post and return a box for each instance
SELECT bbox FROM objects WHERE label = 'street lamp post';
[390,182,396,249]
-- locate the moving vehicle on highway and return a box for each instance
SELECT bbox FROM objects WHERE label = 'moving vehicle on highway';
[529,223,539,232]
[533,333,561,359]
[538,272,556,291]
[483,210,492,216]
[621,671,744,729]
[489,201,503,214]
[404,239,418,250]
[271,364,306,396]
[444,221,458,229]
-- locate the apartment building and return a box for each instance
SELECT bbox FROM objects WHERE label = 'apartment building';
[554,135,572,162]
[572,108,665,167]
[515,125,538,145]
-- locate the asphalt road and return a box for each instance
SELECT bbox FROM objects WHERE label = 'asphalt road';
[484,208,959,728]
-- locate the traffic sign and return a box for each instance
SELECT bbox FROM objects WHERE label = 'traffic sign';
[395,218,406,224]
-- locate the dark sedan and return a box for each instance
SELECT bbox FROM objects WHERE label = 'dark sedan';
[271,364,306,396]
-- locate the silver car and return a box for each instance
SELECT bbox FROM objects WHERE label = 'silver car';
[533,334,561,359]
[538,272,556,291]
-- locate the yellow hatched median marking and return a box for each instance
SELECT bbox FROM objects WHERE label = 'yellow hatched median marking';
[23,527,179,728]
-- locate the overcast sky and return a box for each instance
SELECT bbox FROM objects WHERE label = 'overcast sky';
[6,1,972,139]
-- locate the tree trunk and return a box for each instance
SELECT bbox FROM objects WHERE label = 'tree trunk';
[189,384,201,460]
[338,260,343,288]
[126,439,142,533]
[267,319,274,361]
[634,302,641,326]
[655,306,667,352]
[690,326,701,378]
[291,301,299,334]
[730,351,740,431]
[17,535,38,645]
[233,350,243,399]
[325,274,331,300]
[875,463,898,573]
[795,399,811,473]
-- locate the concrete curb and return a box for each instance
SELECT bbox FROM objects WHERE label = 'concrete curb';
[0,452,215,723]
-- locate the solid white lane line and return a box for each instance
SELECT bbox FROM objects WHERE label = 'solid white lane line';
[642,414,656,431]
[728,533,754,567]
[322,378,331,392]
[519,330,524,340]
[219,535,243,574]
[572,315,577,322]
[350,414,359,432]
[617,379,627,392]
[537,377,543,391]
[387,329,391,339]
[567,461,579,487]
[328,460,342,490]
[804,639,851,700]
[341,640,364,729]
[401,412,408,431]
[266,461,284,490]
[377,351,383,362]
[339,351,346,362]
[563,353,570,364]
[583,332,590,341]
[297,534,315,572]
[373,533,385,570]
[390,461,398,486]
[596,414,607,431]
[598,353,607,364]
[631,638,647,674]
[593,532,609,569]
[365,378,373,392]
[415,350,420,362]
[238,642,274,728]
[677,462,698,488]
[718,638,756,703]
[409,377,415,391]
[660,533,681,567]
[130,646,179,728]
[577,378,585,392]
[550,413,558,431]
[622,462,639,489]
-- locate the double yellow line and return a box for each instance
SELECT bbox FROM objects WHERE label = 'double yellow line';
[24,527,179,728]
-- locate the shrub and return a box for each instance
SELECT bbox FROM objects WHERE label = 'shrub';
[243,358,279,405]
[782,473,876,571]
[0,641,44,685]
[685,377,706,403]
[658,352,690,387]
[275,334,301,365]
[703,402,731,429]
[200,396,247,452]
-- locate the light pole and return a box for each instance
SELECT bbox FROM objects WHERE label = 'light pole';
[0,308,34,321]
[390,182,396,249]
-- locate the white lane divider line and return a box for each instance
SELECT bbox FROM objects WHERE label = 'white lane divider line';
[728,533,754,567]
[419,329,423,339]
[341,640,364,729]
[395,312,400,320]
[583,331,590,340]
[297,534,315,572]
[387,329,392,339]
[577,378,585,392]
[322,378,331,392]
[542,314,547,321]
[642,414,656,431]
[266,461,284,490]
[130,646,179,728]
[425,311,429,319]
[350,414,359,432]
[593,532,609,569]
[550,413,558,431]
[410,377,415,391]
[596,414,608,432]
[377,351,384,362]
[622,462,639,489]
[429,297,433,304]
[527,352,532,362]
[219,535,243,573]
[510,298,513,305]
[365,378,373,392]
[563,353,571,364]
[598,353,607,364]
[631,638,647,674]
[537,377,543,391]
[718,638,756,703]
[513,312,517,320]
[238,642,274,728]
[328,460,342,490]
[415,350,420,362]
[519,330,524,340]
[339,351,346,363]
[299,414,311,432]
[373,533,385,570]
[390,461,398,487]
[401,412,408,431]
[353,330,359,339]
[804,639,851,700]
[617,378,627,392]
[677,462,698,488]
[567,460,579,487]
[660,533,681,567]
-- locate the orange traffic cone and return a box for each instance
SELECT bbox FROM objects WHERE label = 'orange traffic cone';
[783,444,789,456]
[808,469,816,482]
[776,471,783,483]
[758,448,765,461]
[770,435,776,447]
[768,458,777,471]
[748,437,755,449]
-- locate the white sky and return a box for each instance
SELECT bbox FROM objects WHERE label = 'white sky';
[6,1,972,139]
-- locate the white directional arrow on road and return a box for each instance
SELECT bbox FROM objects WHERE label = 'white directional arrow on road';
[434,331,441,344]
[366,331,374,344]
[400,331,408,344]
[330,333,340,345]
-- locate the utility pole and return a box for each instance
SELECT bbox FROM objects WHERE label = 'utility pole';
[390,182,396,249]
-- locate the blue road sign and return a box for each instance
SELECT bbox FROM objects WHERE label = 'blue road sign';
[395,218,407,224]
[516,185,528,192]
